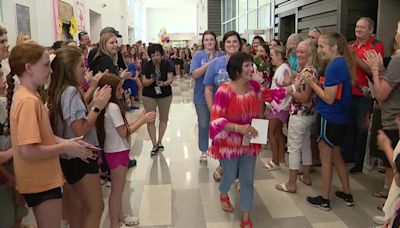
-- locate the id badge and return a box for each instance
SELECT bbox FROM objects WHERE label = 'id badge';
[155,86,162,95]
[242,135,250,146]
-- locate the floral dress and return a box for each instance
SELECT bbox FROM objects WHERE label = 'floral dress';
[288,65,319,116]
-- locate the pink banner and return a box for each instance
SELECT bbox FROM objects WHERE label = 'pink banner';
[53,0,59,41]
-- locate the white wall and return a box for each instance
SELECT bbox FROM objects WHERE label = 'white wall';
[146,7,197,43]
[197,0,208,36]
[1,0,136,47]
[2,0,41,46]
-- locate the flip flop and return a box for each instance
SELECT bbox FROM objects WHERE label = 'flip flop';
[275,183,296,193]
[264,161,281,171]
[372,191,388,199]
[298,175,312,186]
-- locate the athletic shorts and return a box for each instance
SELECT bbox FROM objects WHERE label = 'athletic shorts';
[317,114,347,148]
[60,158,99,185]
[22,187,62,208]
[104,150,130,169]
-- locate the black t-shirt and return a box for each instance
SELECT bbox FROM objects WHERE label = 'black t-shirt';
[142,59,173,98]
[89,54,118,75]
[88,48,126,75]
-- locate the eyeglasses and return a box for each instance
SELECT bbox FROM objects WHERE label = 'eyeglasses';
[309,27,321,34]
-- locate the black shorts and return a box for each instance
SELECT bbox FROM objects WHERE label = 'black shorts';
[381,129,400,168]
[317,114,347,148]
[60,158,99,185]
[23,187,62,208]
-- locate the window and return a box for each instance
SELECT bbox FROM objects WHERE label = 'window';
[238,15,247,34]
[248,0,257,11]
[238,0,247,15]
[248,10,257,29]
[259,0,270,6]
[258,4,271,29]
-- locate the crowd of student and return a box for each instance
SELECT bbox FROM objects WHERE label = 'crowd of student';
[190,17,400,228]
[0,16,400,228]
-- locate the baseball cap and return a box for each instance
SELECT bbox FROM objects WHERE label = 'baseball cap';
[78,31,88,40]
[100,27,122,38]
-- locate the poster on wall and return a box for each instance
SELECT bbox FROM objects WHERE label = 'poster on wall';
[16,4,31,35]
[75,0,85,31]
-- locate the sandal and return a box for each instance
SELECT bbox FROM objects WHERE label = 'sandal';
[264,161,280,171]
[275,183,296,193]
[298,175,312,186]
[372,191,388,199]
[157,142,164,151]
[220,195,234,213]
[150,146,158,156]
[377,203,385,212]
[240,220,253,228]
[123,215,140,226]
[213,166,223,182]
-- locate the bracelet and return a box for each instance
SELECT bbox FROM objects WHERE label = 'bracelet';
[235,124,238,132]
[291,84,297,94]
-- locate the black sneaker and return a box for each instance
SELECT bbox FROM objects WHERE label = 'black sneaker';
[128,159,137,169]
[306,195,331,211]
[335,191,354,206]
[150,146,158,156]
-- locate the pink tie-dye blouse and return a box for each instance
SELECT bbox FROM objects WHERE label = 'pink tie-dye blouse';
[209,80,286,160]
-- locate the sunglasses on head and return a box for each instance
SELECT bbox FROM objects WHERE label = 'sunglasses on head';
[309,27,321,34]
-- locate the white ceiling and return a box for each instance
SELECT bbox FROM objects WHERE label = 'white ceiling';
[142,0,198,8]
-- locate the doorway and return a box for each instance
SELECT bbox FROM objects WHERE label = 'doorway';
[279,14,295,44]
[89,10,102,43]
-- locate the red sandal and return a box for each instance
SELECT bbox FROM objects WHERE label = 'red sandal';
[240,220,253,228]
[220,195,234,213]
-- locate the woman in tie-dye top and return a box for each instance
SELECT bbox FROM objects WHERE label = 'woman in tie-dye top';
[209,52,291,228]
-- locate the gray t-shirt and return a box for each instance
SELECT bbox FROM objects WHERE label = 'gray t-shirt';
[0,97,11,151]
[56,86,99,159]
[381,56,400,130]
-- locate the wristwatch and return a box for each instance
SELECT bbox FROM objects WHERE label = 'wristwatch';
[92,107,101,113]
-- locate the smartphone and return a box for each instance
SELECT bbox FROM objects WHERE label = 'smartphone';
[87,146,102,152]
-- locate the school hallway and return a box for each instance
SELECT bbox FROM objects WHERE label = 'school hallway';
[22,77,385,228]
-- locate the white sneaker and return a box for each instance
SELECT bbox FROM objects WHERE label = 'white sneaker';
[234,179,240,191]
[199,154,208,164]
[124,215,139,226]
[372,215,385,225]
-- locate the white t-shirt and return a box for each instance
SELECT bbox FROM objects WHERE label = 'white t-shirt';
[104,102,130,153]
[270,63,292,110]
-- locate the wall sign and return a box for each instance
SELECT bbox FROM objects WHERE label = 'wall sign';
[16,4,31,34]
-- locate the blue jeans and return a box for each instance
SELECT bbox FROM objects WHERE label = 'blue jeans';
[342,96,372,167]
[195,104,210,153]
[219,154,257,212]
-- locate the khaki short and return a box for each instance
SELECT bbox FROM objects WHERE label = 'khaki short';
[142,96,173,123]
[0,184,29,227]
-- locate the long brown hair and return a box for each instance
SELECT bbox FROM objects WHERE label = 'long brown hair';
[47,46,85,134]
[128,45,139,59]
[320,32,356,83]
[6,43,46,135]
[95,74,129,148]
[200,30,218,50]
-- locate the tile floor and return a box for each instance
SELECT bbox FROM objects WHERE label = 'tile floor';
[22,77,387,228]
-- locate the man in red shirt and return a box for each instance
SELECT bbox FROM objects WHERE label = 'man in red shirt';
[345,17,384,173]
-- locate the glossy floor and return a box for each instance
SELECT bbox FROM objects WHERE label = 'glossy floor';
[23,77,386,227]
